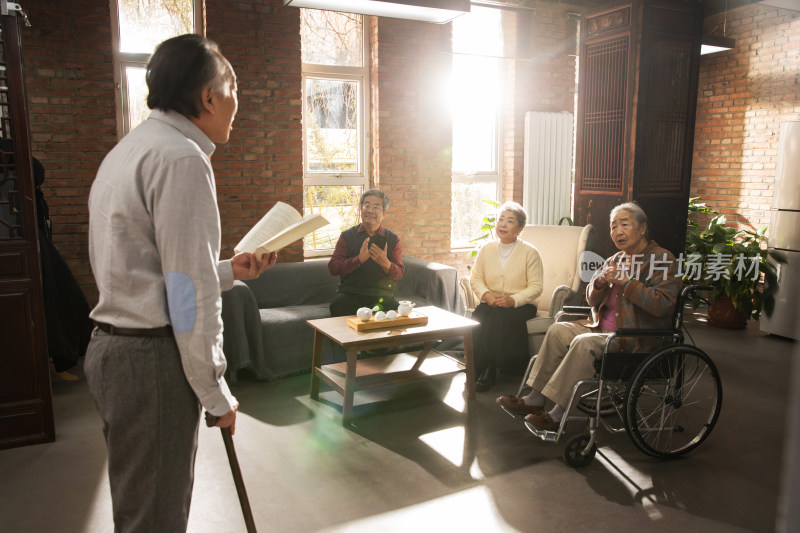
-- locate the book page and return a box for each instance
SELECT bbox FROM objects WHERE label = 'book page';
[254,213,329,255]
[234,202,302,254]
[234,202,330,258]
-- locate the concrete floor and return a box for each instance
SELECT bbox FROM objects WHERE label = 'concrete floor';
[0,314,797,533]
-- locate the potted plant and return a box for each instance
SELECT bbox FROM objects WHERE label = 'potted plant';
[466,200,498,270]
[684,197,786,328]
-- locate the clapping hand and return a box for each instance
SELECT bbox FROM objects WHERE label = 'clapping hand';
[369,242,390,269]
[599,257,628,286]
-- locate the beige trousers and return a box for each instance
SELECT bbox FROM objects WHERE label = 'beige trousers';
[525,321,608,408]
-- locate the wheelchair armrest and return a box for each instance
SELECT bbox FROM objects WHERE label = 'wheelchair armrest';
[611,328,677,338]
[562,306,592,314]
[554,306,593,323]
[604,328,682,354]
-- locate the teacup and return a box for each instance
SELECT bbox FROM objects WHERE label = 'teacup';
[397,300,415,317]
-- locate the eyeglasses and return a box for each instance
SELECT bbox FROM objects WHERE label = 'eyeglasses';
[362,203,383,212]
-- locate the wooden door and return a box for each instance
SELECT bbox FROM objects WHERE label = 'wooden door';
[0,8,55,449]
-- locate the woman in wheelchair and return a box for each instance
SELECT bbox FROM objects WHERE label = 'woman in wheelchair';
[496,202,682,431]
[469,201,544,392]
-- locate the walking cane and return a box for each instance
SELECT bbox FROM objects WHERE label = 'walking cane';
[205,412,258,533]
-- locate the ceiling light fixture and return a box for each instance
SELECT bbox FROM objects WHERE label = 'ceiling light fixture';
[283,0,470,24]
[701,0,735,55]
[700,33,735,55]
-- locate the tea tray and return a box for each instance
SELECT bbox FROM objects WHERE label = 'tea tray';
[346,311,428,331]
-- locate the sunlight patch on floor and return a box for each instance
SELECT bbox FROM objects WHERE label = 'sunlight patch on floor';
[317,486,520,533]
[419,426,465,467]
[442,373,466,412]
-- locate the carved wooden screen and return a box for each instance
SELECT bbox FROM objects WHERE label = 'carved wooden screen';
[578,35,628,194]
[0,41,23,238]
[0,8,55,449]
[574,5,633,256]
[634,39,694,194]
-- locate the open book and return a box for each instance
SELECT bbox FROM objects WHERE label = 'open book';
[234,202,329,259]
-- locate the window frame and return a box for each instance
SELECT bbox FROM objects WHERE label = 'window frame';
[109,0,203,139]
[301,10,370,257]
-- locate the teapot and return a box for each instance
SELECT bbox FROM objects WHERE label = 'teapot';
[397,300,415,317]
[356,307,373,321]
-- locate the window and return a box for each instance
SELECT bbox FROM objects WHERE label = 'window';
[301,9,369,254]
[110,0,201,137]
[450,6,503,248]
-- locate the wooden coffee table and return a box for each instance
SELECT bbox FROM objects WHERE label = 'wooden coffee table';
[308,306,479,426]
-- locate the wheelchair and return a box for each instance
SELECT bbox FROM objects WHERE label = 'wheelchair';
[507,284,723,468]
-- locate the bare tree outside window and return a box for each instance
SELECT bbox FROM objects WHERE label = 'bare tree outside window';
[301,9,362,67]
[305,78,359,172]
[118,0,193,53]
[301,9,368,254]
[125,67,149,132]
[111,0,197,136]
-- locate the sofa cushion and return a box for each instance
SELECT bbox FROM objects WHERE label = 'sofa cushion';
[526,315,555,335]
[245,259,338,308]
[258,304,334,378]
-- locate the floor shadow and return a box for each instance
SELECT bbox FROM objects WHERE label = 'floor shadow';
[232,373,315,427]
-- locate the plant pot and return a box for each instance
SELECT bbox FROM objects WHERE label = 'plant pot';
[708,296,748,330]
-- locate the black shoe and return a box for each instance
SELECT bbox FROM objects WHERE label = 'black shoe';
[475,366,496,392]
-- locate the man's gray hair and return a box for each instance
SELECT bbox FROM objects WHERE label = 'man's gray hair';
[360,188,390,211]
[146,34,234,118]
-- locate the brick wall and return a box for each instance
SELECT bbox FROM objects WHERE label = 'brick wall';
[22,0,118,304]
[205,0,304,261]
[370,17,453,262]
[692,4,800,234]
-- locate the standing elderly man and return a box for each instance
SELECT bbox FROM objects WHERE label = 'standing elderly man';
[85,34,275,532]
[328,188,405,316]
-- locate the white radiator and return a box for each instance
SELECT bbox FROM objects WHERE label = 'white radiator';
[523,111,574,226]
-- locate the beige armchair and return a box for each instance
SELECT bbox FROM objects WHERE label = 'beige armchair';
[460,224,596,357]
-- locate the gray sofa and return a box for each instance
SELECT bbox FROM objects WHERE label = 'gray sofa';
[221,256,464,381]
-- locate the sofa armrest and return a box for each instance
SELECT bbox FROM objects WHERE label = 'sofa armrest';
[549,283,590,318]
[221,280,267,380]
[459,276,480,317]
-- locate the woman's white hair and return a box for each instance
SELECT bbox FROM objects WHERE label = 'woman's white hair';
[498,201,527,227]
[610,202,648,237]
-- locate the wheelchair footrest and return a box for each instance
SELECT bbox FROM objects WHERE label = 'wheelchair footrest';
[524,420,559,443]
[500,405,527,420]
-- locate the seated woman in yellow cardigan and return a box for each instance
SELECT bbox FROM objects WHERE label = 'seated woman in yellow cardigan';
[469,202,543,392]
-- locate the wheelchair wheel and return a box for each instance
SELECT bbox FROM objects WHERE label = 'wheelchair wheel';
[564,434,597,467]
[624,345,722,458]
